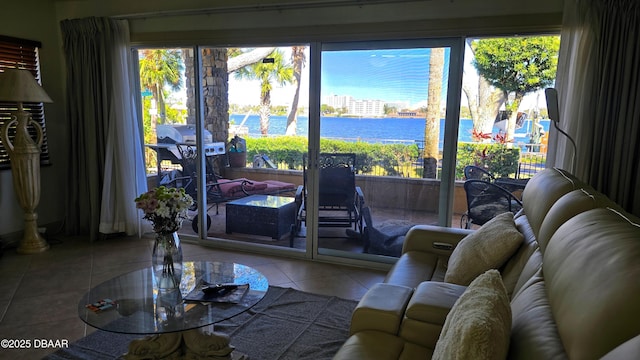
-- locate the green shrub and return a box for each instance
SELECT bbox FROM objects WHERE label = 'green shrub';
[455,143,520,179]
[245,136,307,169]
[245,136,519,179]
[244,136,419,175]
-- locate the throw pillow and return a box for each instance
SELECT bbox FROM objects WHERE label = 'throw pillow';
[445,212,523,286]
[432,269,512,360]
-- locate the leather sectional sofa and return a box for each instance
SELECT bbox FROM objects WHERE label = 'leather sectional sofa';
[334,168,640,359]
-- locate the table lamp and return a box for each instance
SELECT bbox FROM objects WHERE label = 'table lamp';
[0,68,53,254]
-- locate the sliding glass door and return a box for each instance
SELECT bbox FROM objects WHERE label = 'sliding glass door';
[135,45,311,253]
[133,39,466,263]
[313,39,464,261]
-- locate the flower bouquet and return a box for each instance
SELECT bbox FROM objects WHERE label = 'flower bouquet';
[135,186,194,234]
[136,187,194,289]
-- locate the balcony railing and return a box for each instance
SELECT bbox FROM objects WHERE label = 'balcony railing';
[246,139,547,180]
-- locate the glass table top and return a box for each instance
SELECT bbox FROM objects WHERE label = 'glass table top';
[228,194,295,208]
[78,261,269,334]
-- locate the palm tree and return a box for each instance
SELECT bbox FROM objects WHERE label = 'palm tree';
[235,49,294,135]
[285,46,306,136]
[423,48,445,179]
[139,49,183,125]
[228,47,276,73]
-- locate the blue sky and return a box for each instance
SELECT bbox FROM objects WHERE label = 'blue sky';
[225,45,545,110]
[321,48,450,106]
[228,47,452,108]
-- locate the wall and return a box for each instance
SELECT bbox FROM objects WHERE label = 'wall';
[1,0,68,241]
[51,0,563,46]
[1,0,562,240]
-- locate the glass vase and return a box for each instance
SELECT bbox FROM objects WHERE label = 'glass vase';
[152,231,183,290]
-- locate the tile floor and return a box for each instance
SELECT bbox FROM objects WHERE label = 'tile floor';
[0,234,387,360]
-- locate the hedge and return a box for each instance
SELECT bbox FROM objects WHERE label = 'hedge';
[243,136,519,179]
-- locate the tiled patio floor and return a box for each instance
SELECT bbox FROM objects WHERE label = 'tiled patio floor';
[179,204,466,254]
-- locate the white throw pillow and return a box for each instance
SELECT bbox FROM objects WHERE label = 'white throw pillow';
[445,212,523,286]
[433,269,512,360]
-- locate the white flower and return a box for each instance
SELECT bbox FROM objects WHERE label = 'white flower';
[135,186,194,233]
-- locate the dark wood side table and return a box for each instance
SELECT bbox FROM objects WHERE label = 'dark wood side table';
[226,195,297,240]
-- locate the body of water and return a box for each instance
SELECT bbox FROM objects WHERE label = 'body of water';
[229,114,550,147]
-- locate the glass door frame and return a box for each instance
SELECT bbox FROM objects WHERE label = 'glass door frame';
[131,37,466,266]
[190,44,316,259]
[308,38,465,264]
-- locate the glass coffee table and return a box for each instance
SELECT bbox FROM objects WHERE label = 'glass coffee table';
[78,261,268,359]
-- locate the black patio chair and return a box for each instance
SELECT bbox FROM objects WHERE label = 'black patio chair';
[463,165,496,182]
[461,179,523,229]
[160,143,295,233]
[294,153,365,235]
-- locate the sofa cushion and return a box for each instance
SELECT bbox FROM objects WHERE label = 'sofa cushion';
[508,268,566,359]
[404,282,467,325]
[399,281,467,349]
[543,208,640,359]
[332,330,433,360]
[432,269,511,360]
[520,167,587,241]
[350,283,414,336]
[536,188,620,253]
[333,330,406,360]
[445,212,523,286]
[384,251,448,287]
[501,214,540,298]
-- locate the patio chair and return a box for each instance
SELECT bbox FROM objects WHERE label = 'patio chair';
[461,179,523,229]
[161,143,296,233]
[463,165,495,182]
[294,153,365,235]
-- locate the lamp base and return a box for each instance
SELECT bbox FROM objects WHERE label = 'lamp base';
[17,217,49,254]
[1,109,50,255]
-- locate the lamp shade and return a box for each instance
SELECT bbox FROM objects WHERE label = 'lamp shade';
[545,88,559,123]
[0,68,52,103]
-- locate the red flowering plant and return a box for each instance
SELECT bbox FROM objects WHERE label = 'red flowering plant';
[471,128,492,142]
[493,131,513,145]
[474,147,494,167]
[135,186,194,234]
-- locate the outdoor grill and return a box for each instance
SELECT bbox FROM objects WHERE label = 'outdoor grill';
[158,124,212,144]
[156,124,226,162]
[148,124,228,186]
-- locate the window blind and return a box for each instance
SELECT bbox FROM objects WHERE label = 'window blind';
[0,35,51,169]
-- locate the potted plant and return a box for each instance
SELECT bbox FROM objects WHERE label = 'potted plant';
[228,135,247,168]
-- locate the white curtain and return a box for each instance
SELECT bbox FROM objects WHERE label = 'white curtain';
[546,0,597,173]
[549,0,640,216]
[61,17,147,240]
[99,20,148,235]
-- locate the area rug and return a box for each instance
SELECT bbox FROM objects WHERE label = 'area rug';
[44,286,356,360]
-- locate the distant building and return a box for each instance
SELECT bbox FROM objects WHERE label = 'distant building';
[324,94,352,110]
[351,99,385,116]
[323,94,385,116]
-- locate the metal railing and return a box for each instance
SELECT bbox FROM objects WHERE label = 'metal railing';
[147,138,548,180]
